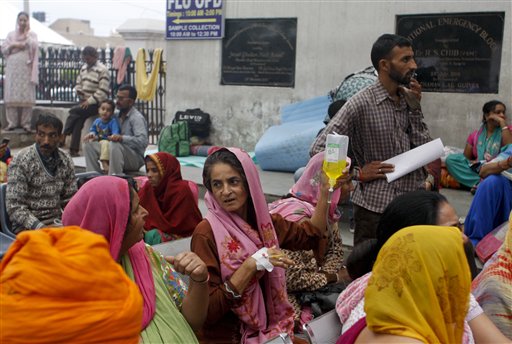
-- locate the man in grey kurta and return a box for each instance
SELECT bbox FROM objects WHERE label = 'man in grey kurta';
[84,84,148,175]
[7,113,77,233]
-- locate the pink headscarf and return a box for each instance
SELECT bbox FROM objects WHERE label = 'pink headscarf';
[268,152,348,223]
[204,148,295,344]
[62,176,156,330]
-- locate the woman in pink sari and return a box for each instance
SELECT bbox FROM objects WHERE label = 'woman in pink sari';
[191,147,349,344]
[1,12,39,132]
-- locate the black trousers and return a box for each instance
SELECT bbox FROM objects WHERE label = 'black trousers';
[353,204,381,246]
[64,104,99,152]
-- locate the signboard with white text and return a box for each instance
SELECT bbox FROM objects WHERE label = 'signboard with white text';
[166,0,223,40]
[396,12,505,93]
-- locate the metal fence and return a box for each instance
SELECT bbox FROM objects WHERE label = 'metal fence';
[0,47,166,144]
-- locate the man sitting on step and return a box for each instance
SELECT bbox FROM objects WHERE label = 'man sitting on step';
[83,84,148,175]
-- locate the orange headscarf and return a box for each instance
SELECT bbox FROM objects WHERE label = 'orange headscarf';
[0,227,143,343]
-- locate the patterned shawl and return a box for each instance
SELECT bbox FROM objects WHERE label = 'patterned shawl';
[365,225,471,343]
[62,176,156,330]
[472,213,512,339]
[0,227,142,343]
[139,152,202,239]
[204,147,294,343]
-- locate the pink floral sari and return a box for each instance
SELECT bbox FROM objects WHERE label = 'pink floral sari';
[204,147,295,343]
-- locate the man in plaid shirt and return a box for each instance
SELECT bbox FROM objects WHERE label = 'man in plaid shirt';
[310,34,433,245]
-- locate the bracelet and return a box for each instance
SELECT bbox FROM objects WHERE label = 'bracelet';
[224,281,242,299]
[190,273,210,284]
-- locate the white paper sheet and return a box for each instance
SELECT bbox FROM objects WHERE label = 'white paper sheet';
[384,138,444,183]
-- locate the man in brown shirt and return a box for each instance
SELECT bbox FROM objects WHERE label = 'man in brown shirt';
[310,34,433,245]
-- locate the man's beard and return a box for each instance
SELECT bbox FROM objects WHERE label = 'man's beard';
[389,65,412,86]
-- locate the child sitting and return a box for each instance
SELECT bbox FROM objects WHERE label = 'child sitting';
[83,100,120,173]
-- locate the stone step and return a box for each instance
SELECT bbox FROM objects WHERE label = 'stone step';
[1,129,36,148]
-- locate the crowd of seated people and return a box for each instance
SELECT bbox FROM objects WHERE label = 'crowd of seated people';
[2,101,511,342]
[2,143,511,342]
[337,191,508,343]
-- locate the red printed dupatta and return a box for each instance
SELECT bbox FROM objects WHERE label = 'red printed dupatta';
[204,148,294,344]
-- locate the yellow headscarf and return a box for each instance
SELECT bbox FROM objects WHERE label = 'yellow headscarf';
[0,227,143,343]
[365,225,471,343]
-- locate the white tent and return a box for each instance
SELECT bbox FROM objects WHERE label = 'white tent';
[1,3,73,46]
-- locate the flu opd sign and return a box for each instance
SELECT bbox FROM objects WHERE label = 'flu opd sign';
[166,0,224,40]
[168,0,222,9]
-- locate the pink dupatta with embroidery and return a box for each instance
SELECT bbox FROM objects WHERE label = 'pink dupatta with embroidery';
[204,148,294,343]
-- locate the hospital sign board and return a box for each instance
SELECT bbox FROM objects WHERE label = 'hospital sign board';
[166,0,224,40]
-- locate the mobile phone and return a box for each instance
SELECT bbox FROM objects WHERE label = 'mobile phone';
[1,138,10,145]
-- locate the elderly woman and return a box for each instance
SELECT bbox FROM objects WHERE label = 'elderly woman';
[62,176,209,343]
[445,100,511,191]
[1,11,39,132]
[139,152,203,245]
[1,227,142,343]
[191,147,348,343]
[337,190,508,344]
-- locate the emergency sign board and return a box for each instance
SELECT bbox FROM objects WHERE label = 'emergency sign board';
[166,0,224,40]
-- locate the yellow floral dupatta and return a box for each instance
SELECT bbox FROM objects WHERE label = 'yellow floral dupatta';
[365,225,471,343]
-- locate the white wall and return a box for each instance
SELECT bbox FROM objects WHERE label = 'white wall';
[165,0,511,150]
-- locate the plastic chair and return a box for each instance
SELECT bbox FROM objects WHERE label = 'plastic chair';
[303,309,342,344]
[0,183,16,238]
[0,231,15,259]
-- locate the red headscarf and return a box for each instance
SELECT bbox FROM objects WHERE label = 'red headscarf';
[139,152,202,239]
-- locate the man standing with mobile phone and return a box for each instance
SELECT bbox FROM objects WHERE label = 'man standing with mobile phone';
[310,34,433,245]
